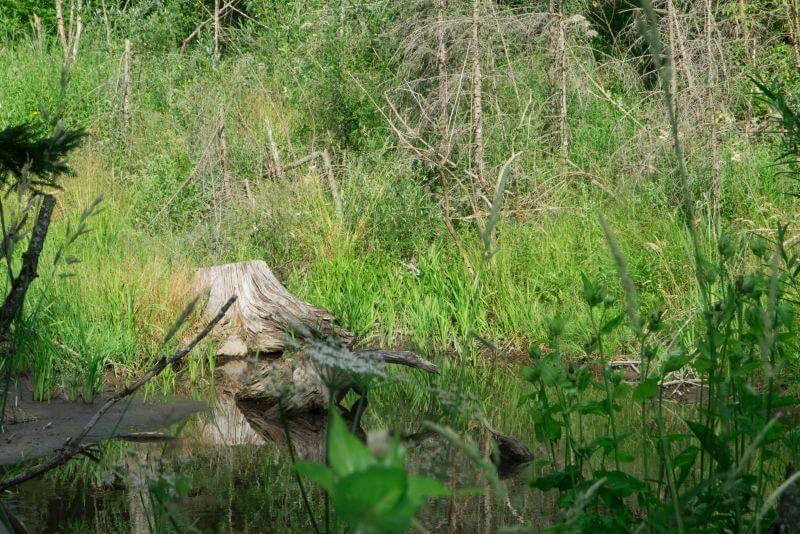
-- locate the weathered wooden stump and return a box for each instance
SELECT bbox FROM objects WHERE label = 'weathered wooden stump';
[195,260,438,412]
[195,260,351,357]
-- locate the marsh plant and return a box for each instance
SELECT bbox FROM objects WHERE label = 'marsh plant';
[294,409,449,534]
[522,227,800,531]
[515,3,800,530]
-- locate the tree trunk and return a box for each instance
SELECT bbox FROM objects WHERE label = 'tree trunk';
[548,0,568,163]
[70,0,83,64]
[785,0,800,69]
[435,0,474,278]
[666,0,679,118]
[55,0,68,61]
[214,0,221,60]
[705,0,721,223]
[196,260,345,357]
[738,0,752,66]
[667,0,696,101]
[471,0,485,195]
[555,0,568,163]
[437,0,448,164]
[122,39,132,135]
[0,196,56,341]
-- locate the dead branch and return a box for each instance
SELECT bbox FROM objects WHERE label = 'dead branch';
[0,295,237,492]
[355,349,439,375]
[264,115,282,177]
[263,150,342,214]
[319,149,342,215]
[180,0,237,51]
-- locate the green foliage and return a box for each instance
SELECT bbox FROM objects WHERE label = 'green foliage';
[294,409,448,533]
[518,224,800,532]
[4,1,800,531]
[0,121,84,192]
[752,77,800,188]
[0,0,54,39]
[512,66,800,530]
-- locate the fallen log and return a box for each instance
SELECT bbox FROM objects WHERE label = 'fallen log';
[195,260,438,411]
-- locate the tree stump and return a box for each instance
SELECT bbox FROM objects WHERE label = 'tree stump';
[195,260,351,357]
[195,260,438,412]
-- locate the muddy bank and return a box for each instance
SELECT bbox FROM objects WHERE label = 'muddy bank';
[1,389,207,465]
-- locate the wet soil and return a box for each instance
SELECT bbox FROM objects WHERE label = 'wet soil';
[0,386,207,466]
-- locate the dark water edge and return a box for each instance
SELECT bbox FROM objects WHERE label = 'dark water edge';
[2,396,550,533]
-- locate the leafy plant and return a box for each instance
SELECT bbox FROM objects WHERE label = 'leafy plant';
[294,409,448,533]
[752,77,800,186]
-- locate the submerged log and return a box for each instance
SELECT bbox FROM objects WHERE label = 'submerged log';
[195,260,438,411]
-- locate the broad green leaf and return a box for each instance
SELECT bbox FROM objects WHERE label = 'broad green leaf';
[334,466,407,525]
[521,365,538,383]
[537,354,564,386]
[632,378,660,403]
[534,410,562,442]
[293,461,335,493]
[578,400,607,416]
[593,470,648,496]
[328,409,374,476]
[600,312,626,334]
[673,445,699,488]
[686,420,731,471]
[661,352,693,375]
[672,445,699,468]
[588,436,617,455]
[531,466,581,492]
[575,365,592,390]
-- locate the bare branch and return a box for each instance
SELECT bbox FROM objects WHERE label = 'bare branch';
[0,295,237,492]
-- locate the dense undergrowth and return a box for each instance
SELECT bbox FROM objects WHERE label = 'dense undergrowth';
[0,23,792,403]
[3,0,800,531]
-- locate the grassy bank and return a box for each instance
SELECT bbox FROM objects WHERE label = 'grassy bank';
[0,34,794,408]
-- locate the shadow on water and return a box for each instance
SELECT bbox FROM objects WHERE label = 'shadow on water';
[2,394,547,532]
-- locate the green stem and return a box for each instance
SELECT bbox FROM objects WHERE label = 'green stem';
[657,396,684,534]
[279,403,321,534]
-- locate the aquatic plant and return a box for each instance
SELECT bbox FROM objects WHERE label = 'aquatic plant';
[294,409,448,534]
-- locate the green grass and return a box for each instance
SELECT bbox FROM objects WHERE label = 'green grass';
[4,4,800,531]
[0,14,793,422]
